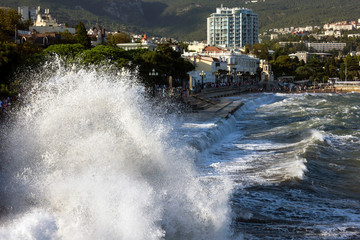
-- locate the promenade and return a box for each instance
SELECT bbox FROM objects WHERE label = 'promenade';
[182,87,244,122]
[181,83,360,122]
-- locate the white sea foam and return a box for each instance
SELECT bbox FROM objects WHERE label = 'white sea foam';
[0,60,232,240]
[0,209,59,240]
[182,123,217,129]
[264,156,308,180]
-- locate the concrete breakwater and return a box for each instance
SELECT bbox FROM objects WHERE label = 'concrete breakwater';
[183,88,244,122]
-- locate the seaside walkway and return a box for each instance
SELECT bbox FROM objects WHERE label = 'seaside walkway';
[182,87,245,121]
[181,83,360,122]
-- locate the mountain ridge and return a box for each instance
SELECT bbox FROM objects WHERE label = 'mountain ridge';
[1,0,360,40]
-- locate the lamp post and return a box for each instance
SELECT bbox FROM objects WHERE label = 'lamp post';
[237,72,243,86]
[149,68,158,96]
[251,72,255,84]
[149,68,158,77]
[232,69,236,86]
[200,70,206,89]
[227,71,232,85]
[214,71,219,86]
[345,60,348,81]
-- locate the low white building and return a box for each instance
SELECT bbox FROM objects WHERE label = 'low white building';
[116,34,157,51]
[324,30,342,38]
[185,47,259,88]
[188,42,207,53]
[270,34,278,40]
[289,51,309,64]
[307,42,346,52]
[305,26,313,31]
[324,23,354,31]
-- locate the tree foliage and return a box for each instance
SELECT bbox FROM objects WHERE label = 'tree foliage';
[0,42,20,84]
[75,22,91,49]
[106,33,131,46]
[250,43,270,60]
[0,8,29,42]
[40,43,194,86]
[270,55,300,77]
[59,30,77,44]
[43,43,85,61]
[339,55,360,80]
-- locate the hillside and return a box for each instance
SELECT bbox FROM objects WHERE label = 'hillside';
[1,0,360,40]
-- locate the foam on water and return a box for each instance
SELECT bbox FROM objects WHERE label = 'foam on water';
[0,209,59,240]
[193,92,360,239]
[0,61,232,240]
[201,95,327,186]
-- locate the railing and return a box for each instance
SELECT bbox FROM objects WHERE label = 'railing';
[335,81,360,85]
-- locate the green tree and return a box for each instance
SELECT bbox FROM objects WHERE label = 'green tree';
[340,55,360,80]
[0,42,20,84]
[178,41,189,52]
[156,44,181,59]
[43,44,85,62]
[295,65,312,79]
[307,57,326,82]
[107,32,131,46]
[0,8,29,42]
[59,30,76,44]
[272,47,289,60]
[244,44,251,54]
[80,45,128,66]
[75,22,91,49]
[270,55,298,77]
[251,43,270,60]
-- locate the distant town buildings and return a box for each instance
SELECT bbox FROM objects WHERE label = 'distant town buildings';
[323,20,360,31]
[245,0,266,4]
[116,34,157,51]
[262,18,360,41]
[207,5,259,48]
[18,6,75,34]
[88,23,106,46]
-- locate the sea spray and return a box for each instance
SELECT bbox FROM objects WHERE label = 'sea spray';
[0,60,233,240]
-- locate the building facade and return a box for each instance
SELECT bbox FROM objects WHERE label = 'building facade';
[306,42,346,52]
[18,6,37,22]
[207,5,259,48]
[184,50,259,87]
[22,6,75,34]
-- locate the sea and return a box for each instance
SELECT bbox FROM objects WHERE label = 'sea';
[0,62,359,240]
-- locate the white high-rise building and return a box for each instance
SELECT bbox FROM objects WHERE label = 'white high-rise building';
[207,5,259,48]
[18,6,37,21]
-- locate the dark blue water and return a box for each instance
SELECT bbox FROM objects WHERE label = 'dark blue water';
[0,63,359,239]
[196,93,360,239]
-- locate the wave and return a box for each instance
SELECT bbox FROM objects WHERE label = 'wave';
[203,94,328,185]
[187,94,279,152]
[0,60,233,240]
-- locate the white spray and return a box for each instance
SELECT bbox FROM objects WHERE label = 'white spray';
[0,61,232,240]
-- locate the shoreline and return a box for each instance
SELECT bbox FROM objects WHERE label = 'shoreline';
[182,86,360,122]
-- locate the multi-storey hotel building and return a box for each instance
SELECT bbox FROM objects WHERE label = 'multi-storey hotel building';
[207,6,259,48]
